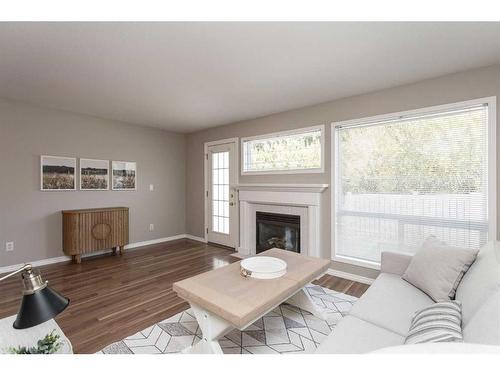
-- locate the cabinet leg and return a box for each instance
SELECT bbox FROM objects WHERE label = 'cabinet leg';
[119,246,125,255]
[75,254,82,264]
[71,255,76,264]
[112,247,117,255]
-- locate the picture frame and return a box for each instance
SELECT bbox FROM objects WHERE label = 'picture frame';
[112,161,137,191]
[40,155,77,191]
[80,158,110,190]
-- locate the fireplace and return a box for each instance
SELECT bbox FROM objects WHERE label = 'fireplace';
[256,211,300,254]
[238,184,327,257]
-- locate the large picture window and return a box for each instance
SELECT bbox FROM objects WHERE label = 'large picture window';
[242,125,324,174]
[333,98,496,268]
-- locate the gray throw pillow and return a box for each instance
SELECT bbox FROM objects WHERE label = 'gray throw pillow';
[402,236,479,302]
[405,300,463,344]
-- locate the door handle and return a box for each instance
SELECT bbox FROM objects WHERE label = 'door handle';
[229,202,234,206]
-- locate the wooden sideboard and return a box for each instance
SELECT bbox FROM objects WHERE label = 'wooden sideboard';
[62,207,129,264]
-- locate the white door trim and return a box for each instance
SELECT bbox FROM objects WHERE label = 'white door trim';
[204,138,239,246]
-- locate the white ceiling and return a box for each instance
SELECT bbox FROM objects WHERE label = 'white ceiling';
[0,22,499,133]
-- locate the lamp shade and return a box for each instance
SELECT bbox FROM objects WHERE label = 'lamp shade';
[13,285,69,329]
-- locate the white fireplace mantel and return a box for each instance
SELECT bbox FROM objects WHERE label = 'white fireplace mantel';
[236,183,328,258]
[236,183,328,193]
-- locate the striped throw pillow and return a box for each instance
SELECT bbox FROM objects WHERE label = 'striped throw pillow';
[405,301,463,345]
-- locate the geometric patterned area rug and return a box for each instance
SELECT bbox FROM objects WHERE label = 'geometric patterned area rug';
[100,284,357,354]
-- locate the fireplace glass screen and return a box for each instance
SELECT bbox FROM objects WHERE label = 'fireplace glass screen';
[256,211,300,254]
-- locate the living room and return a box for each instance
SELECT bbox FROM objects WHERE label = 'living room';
[1,2,500,374]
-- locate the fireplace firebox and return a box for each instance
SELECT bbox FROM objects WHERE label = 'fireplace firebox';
[256,211,300,254]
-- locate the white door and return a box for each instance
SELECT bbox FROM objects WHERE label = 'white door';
[206,142,238,248]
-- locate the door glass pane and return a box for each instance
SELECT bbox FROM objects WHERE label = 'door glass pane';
[212,151,230,234]
[214,217,219,232]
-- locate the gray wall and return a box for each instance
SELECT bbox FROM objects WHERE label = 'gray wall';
[186,63,500,279]
[3,64,500,277]
[0,99,186,267]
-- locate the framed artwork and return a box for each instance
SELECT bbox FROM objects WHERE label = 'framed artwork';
[80,158,109,190]
[40,155,77,191]
[112,161,137,190]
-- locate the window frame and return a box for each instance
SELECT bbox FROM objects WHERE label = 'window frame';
[240,124,325,175]
[331,97,497,270]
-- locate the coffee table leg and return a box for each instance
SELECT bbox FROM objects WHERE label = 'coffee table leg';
[182,303,233,354]
[286,287,328,320]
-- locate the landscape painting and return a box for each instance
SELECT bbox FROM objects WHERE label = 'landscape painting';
[41,155,76,191]
[80,158,109,190]
[112,161,137,190]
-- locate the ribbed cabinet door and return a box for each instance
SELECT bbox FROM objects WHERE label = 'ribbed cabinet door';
[62,213,79,254]
[113,209,129,246]
[123,209,129,244]
[79,211,112,252]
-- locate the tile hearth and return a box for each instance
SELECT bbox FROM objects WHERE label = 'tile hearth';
[101,284,357,354]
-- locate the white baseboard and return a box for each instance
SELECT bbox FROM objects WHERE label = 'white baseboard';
[124,234,186,250]
[0,233,204,274]
[0,256,74,275]
[325,268,375,285]
[229,252,246,259]
[184,234,207,243]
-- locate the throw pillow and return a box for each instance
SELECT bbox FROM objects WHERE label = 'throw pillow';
[405,301,463,344]
[402,236,479,301]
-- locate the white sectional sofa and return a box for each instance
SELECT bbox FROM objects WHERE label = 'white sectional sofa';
[317,241,500,353]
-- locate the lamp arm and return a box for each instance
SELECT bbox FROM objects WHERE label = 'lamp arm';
[0,264,32,282]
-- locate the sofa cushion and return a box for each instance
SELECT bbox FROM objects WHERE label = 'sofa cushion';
[455,241,500,324]
[316,315,404,354]
[372,343,500,353]
[462,290,500,345]
[402,236,479,302]
[349,273,434,336]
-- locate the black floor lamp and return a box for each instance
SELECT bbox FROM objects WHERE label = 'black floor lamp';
[0,264,69,329]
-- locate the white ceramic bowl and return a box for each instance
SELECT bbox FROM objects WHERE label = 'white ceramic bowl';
[240,256,287,279]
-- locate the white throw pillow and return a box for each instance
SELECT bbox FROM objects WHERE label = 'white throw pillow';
[402,236,479,302]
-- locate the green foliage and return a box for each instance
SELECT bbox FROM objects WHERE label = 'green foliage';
[339,110,486,194]
[9,330,62,354]
[246,130,322,171]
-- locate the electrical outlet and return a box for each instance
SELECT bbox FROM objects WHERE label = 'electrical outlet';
[5,242,14,252]
[149,224,154,232]
[149,184,154,191]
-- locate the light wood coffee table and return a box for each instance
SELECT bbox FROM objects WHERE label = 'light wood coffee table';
[173,248,330,354]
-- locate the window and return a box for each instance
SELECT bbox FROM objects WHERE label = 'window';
[333,98,496,268]
[212,151,230,234]
[242,125,324,174]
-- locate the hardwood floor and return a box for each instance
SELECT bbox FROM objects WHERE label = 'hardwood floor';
[0,239,369,353]
[313,274,370,297]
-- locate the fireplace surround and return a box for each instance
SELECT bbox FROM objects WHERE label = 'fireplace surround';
[237,184,328,258]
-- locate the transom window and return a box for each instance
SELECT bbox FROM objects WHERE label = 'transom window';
[333,98,496,268]
[242,125,324,174]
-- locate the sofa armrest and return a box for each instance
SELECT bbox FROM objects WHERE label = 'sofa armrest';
[380,252,413,275]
